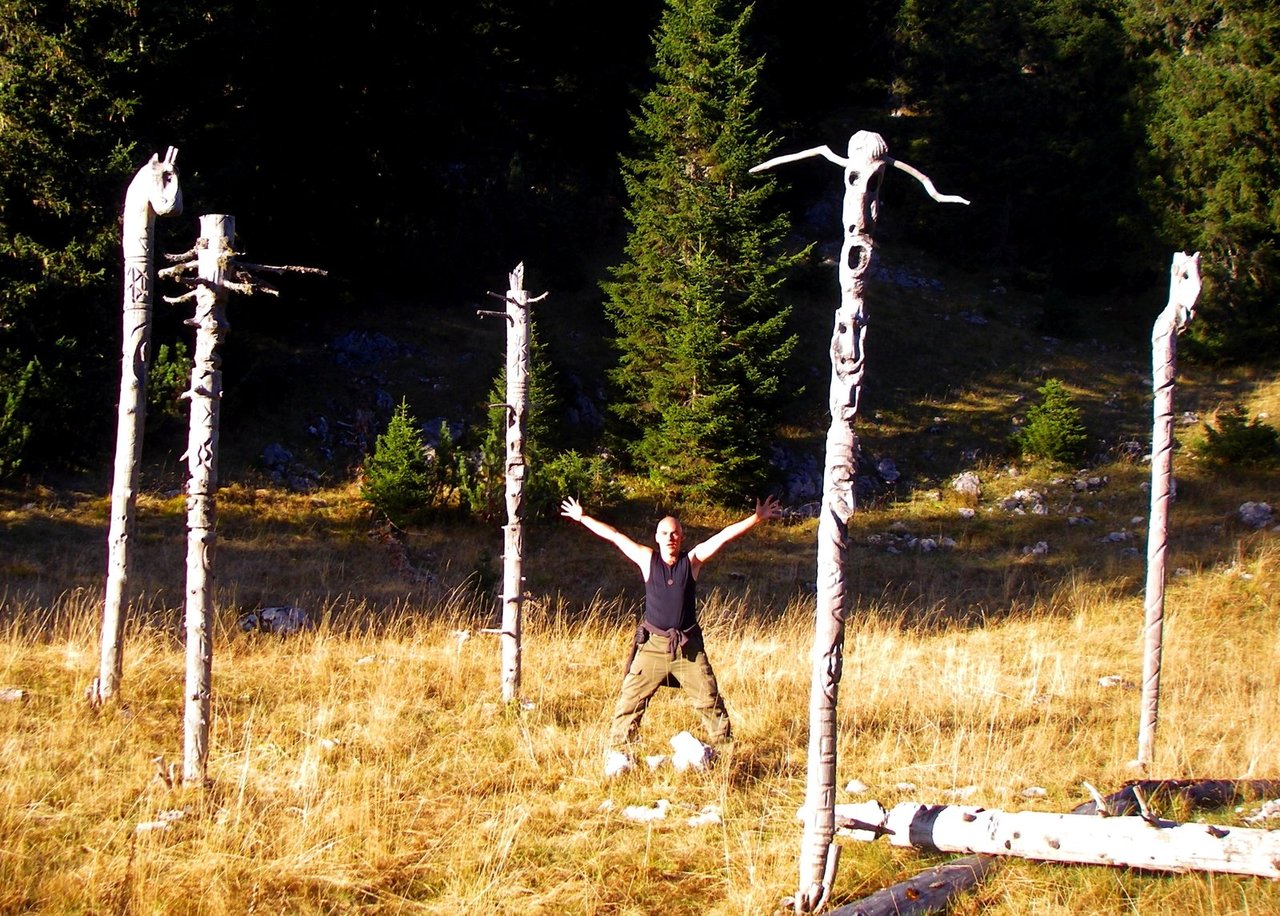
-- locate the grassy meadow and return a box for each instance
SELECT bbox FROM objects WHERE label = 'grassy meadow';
[2,453,1279,914]
[3,262,1280,913]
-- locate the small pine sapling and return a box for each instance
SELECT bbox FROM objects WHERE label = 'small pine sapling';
[1015,378,1089,464]
[361,399,433,527]
[1190,404,1280,465]
[147,340,191,428]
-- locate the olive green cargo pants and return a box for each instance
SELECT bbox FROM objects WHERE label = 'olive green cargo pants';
[608,637,731,748]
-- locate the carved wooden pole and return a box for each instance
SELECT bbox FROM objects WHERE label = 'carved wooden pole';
[478,264,547,702]
[95,147,182,704]
[500,264,530,702]
[753,132,967,913]
[180,214,233,786]
[1136,251,1201,769]
[157,221,324,787]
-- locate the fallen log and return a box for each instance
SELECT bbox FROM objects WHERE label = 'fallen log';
[884,802,1280,879]
[1071,779,1280,817]
[828,855,997,916]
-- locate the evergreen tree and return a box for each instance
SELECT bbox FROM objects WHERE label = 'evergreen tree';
[1015,378,1089,464]
[602,0,803,503]
[0,0,143,475]
[361,399,457,527]
[1129,0,1280,355]
[892,0,1150,295]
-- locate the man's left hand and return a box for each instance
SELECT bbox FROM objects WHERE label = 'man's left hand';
[755,495,783,521]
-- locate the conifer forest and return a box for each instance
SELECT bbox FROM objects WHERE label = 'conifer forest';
[2,0,1276,486]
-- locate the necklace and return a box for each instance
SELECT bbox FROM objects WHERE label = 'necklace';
[660,556,675,586]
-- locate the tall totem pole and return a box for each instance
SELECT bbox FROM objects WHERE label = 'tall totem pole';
[161,215,324,785]
[164,214,234,785]
[96,148,182,704]
[752,131,967,912]
[478,263,547,702]
[1136,251,1201,768]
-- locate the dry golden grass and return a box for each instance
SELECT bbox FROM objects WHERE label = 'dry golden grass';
[2,334,1278,912]
[2,468,1280,914]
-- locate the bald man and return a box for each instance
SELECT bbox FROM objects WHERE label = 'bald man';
[561,495,782,774]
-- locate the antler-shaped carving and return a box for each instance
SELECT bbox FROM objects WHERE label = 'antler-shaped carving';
[751,131,970,206]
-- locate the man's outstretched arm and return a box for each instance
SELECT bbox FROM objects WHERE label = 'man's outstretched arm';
[689,495,783,567]
[560,497,651,571]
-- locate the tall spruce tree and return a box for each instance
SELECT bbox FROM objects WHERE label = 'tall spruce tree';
[1129,0,1280,355]
[0,0,144,476]
[602,0,803,503]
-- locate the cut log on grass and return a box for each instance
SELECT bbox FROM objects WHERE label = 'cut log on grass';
[1071,779,1280,817]
[827,855,997,916]
[883,802,1280,879]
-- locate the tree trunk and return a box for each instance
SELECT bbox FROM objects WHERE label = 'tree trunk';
[182,214,233,787]
[500,263,531,703]
[1071,778,1280,817]
[96,148,181,704]
[828,855,996,916]
[1137,252,1201,768]
[884,800,1280,879]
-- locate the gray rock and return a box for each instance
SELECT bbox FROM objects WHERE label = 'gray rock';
[239,605,314,635]
[422,417,466,448]
[1239,501,1274,529]
[330,330,403,367]
[261,442,293,471]
[1002,488,1044,512]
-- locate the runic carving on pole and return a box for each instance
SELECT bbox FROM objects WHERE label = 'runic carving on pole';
[752,132,968,913]
[161,216,326,786]
[477,263,548,703]
[1136,251,1201,769]
[95,147,182,705]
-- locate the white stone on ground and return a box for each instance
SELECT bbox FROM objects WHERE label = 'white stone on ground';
[1245,799,1280,823]
[622,799,669,822]
[604,750,634,778]
[670,731,714,771]
[688,804,722,827]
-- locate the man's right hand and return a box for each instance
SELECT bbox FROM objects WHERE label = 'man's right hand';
[560,497,584,522]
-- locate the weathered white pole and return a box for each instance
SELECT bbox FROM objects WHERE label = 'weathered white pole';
[1136,251,1201,768]
[500,263,531,703]
[96,147,181,704]
[753,133,967,913]
[182,214,233,787]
